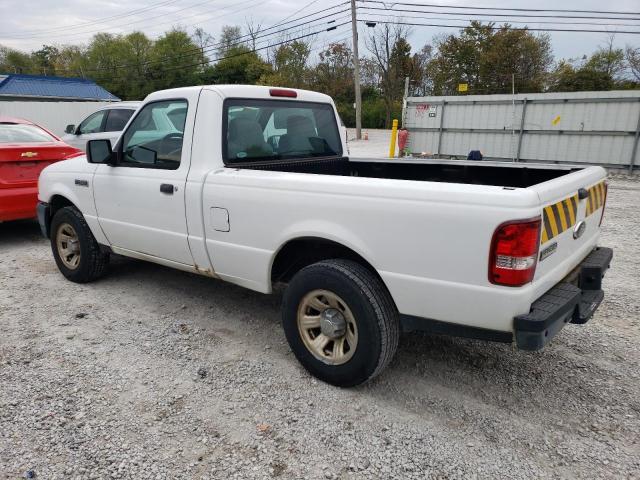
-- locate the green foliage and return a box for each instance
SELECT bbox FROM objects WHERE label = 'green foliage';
[548,60,614,92]
[260,41,311,88]
[1,20,637,125]
[428,21,552,94]
[311,42,354,105]
[149,29,205,91]
[548,40,633,92]
[365,23,414,127]
[206,46,271,85]
[32,45,60,75]
[0,45,35,74]
[217,26,242,57]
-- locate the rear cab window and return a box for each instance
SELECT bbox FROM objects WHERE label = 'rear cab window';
[0,123,55,143]
[223,99,342,164]
[105,109,135,132]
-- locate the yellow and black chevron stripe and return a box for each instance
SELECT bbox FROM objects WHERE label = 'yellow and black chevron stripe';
[585,181,607,217]
[541,194,579,244]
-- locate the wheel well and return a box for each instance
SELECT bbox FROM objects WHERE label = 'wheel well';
[50,195,75,217]
[271,237,381,285]
[45,195,76,237]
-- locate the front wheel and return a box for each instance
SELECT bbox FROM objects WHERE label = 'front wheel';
[50,206,109,283]
[282,259,399,387]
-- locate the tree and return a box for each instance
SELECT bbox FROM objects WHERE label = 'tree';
[32,45,60,75]
[260,40,310,88]
[548,60,614,92]
[626,45,640,82]
[207,46,271,84]
[584,36,625,81]
[408,44,433,96]
[83,31,157,99]
[85,33,132,97]
[310,42,355,126]
[245,19,262,51]
[365,22,413,127]
[217,26,243,57]
[149,29,205,91]
[427,22,552,95]
[53,45,87,78]
[0,45,35,73]
[548,37,628,93]
[192,27,214,62]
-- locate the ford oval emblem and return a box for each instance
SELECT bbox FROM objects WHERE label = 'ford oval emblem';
[573,221,586,239]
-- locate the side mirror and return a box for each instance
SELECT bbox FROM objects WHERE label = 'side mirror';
[86,139,114,165]
[65,124,76,134]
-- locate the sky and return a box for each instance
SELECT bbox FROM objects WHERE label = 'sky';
[1,0,639,63]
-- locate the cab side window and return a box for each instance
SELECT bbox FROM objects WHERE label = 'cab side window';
[78,111,107,134]
[120,100,187,170]
[104,109,134,132]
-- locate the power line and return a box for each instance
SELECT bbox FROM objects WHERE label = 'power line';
[359,10,640,28]
[359,1,640,16]
[357,4,640,22]
[54,10,350,76]
[155,21,351,74]
[92,13,350,74]
[358,18,640,35]
[2,0,183,36]
[4,0,261,40]
[272,0,322,25]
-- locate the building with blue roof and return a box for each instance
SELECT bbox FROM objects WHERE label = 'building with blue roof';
[0,73,120,101]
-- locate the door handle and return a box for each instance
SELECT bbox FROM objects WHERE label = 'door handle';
[160,183,175,194]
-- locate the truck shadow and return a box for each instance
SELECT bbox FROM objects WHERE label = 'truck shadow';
[0,219,43,247]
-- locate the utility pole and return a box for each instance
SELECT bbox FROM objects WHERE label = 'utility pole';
[401,76,409,127]
[350,0,362,140]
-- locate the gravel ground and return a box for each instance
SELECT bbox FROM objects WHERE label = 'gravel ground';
[1,176,640,480]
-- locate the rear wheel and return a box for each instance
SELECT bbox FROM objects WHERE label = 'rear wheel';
[282,259,399,387]
[51,206,109,283]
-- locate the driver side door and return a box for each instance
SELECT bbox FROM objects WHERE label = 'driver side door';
[93,99,194,266]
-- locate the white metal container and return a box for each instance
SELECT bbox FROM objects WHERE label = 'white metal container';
[403,90,640,172]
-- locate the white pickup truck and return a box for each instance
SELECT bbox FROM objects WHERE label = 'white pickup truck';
[37,85,612,387]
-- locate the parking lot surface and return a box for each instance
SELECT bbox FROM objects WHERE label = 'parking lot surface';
[1,176,639,479]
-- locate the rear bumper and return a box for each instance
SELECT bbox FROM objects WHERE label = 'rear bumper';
[0,186,38,222]
[514,247,613,350]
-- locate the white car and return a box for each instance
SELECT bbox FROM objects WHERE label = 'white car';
[61,101,141,151]
[37,85,612,387]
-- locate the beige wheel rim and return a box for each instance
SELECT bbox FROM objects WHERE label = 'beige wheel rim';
[297,289,358,365]
[56,223,81,270]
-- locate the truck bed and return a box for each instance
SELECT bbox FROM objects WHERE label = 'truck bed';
[236,156,582,188]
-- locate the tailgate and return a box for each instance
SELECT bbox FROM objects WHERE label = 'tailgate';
[529,166,608,292]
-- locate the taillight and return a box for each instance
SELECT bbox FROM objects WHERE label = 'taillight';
[489,218,541,287]
[599,182,608,226]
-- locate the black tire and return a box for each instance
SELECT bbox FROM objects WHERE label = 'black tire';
[282,259,399,387]
[50,206,109,283]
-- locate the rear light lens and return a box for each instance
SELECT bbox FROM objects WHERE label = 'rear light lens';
[269,88,297,98]
[489,218,541,287]
[599,182,608,226]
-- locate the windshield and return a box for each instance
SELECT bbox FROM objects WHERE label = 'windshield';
[223,99,342,163]
[0,123,55,143]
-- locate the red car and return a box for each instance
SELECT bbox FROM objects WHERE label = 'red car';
[0,116,82,222]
